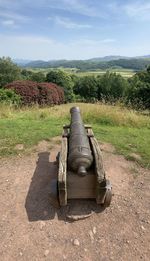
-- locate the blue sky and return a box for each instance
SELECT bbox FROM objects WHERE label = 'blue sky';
[0,0,150,60]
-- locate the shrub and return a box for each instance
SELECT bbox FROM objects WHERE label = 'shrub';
[37,82,53,105]
[0,88,21,105]
[4,80,64,106]
[39,83,64,104]
[5,80,39,105]
[56,84,65,104]
[38,82,61,105]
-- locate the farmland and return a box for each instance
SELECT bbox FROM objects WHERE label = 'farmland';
[27,67,135,78]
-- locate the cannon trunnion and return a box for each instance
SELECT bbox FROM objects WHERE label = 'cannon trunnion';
[50,106,112,208]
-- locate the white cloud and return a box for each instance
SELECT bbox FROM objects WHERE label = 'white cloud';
[0,11,29,23]
[124,1,150,20]
[46,0,107,18]
[108,1,150,21]
[100,38,116,43]
[1,19,19,28]
[0,0,29,10]
[2,20,15,26]
[0,0,106,18]
[72,38,116,46]
[59,0,101,17]
[49,16,92,29]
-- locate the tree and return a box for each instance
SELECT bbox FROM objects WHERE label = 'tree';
[147,65,150,73]
[30,72,46,82]
[0,57,21,87]
[75,76,98,101]
[109,73,129,99]
[21,69,46,82]
[46,70,74,102]
[97,72,128,102]
[127,74,150,109]
[21,69,33,79]
[134,66,150,84]
[97,72,111,100]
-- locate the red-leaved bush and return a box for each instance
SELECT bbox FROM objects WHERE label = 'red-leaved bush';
[5,80,64,105]
[5,80,39,105]
[38,83,59,105]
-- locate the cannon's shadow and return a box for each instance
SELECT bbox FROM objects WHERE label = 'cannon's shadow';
[25,152,67,221]
[25,152,104,222]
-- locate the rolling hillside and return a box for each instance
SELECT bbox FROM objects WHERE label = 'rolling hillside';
[17,56,150,71]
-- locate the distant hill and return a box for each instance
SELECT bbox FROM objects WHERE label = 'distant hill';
[14,55,150,71]
[13,59,31,66]
[87,55,130,62]
[136,55,150,59]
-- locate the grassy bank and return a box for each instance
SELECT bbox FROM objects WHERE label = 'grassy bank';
[0,103,150,167]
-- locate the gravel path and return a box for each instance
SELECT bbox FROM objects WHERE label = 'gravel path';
[0,141,150,261]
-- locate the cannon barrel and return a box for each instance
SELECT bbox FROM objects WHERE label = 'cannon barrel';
[68,107,93,176]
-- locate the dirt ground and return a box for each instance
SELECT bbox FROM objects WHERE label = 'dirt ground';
[0,140,150,261]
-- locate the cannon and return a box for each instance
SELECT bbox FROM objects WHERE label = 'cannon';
[50,106,112,208]
[68,106,93,176]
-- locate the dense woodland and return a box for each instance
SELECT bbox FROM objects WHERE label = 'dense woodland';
[0,57,150,109]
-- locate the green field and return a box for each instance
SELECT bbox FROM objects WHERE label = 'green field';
[0,103,149,168]
[74,68,135,78]
[27,67,135,78]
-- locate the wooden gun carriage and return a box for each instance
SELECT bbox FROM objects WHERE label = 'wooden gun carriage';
[50,107,112,208]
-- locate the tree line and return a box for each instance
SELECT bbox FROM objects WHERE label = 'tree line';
[0,57,150,109]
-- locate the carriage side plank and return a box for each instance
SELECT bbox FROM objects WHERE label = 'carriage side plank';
[58,137,68,206]
[90,136,106,204]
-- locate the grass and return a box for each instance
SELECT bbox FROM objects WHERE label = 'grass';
[0,103,150,168]
[93,125,150,168]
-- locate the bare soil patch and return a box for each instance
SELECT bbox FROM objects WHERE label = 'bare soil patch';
[0,142,150,261]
